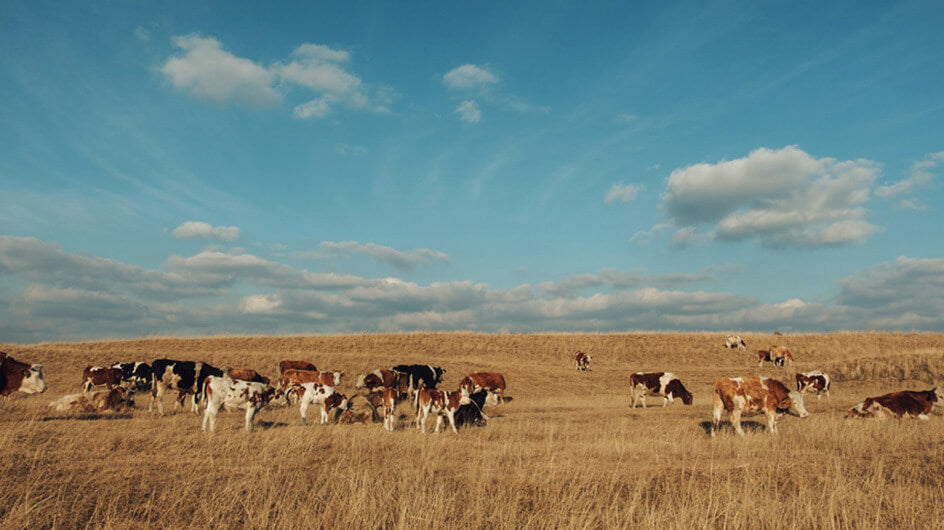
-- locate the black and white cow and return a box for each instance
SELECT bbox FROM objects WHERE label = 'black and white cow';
[111,362,152,391]
[149,359,223,415]
[391,364,446,392]
[453,389,500,429]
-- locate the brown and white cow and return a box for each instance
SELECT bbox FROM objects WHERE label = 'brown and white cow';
[459,372,506,403]
[277,360,317,378]
[48,387,134,414]
[629,372,693,408]
[0,352,47,396]
[795,371,831,399]
[575,351,591,371]
[710,377,809,437]
[724,335,747,350]
[82,365,124,393]
[280,369,343,396]
[757,346,794,367]
[297,382,349,425]
[847,388,944,420]
[381,387,404,431]
[228,368,271,385]
[201,376,281,433]
[355,369,412,394]
[415,386,471,434]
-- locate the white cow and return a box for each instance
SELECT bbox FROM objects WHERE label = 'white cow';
[201,375,281,433]
[297,382,349,425]
[724,335,747,350]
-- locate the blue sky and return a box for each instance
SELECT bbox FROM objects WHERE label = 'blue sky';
[1,1,943,342]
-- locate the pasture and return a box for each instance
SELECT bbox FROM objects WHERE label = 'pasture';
[2,332,944,528]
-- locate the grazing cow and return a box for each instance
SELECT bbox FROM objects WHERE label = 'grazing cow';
[847,388,944,420]
[149,359,224,415]
[355,369,412,394]
[391,364,446,392]
[82,366,124,393]
[48,387,134,414]
[710,377,809,437]
[453,390,499,429]
[201,376,281,433]
[297,383,349,425]
[795,371,831,399]
[575,351,591,371]
[629,372,693,408]
[278,360,317,378]
[459,372,506,403]
[415,386,471,434]
[111,362,152,391]
[724,335,747,350]
[0,352,47,396]
[228,368,271,385]
[757,346,794,367]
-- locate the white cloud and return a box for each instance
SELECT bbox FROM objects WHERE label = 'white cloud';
[278,43,379,118]
[604,182,644,204]
[161,35,281,106]
[239,294,282,314]
[661,146,881,247]
[455,100,482,123]
[875,151,944,198]
[897,199,927,211]
[295,241,449,271]
[170,221,241,242]
[443,64,499,90]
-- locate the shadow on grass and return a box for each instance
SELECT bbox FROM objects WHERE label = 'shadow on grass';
[698,420,768,435]
[40,413,135,422]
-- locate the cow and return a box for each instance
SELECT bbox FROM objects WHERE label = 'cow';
[847,388,944,420]
[629,372,693,408]
[278,360,317,378]
[710,377,809,437]
[201,376,281,433]
[48,387,134,414]
[355,369,412,395]
[391,364,445,393]
[338,394,382,425]
[148,359,223,415]
[414,386,471,434]
[757,346,794,367]
[111,362,152,391]
[795,371,831,399]
[459,372,506,403]
[297,383,349,425]
[575,351,591,371]
[381,387,401,431]
[0,352,47,396]
[453,390,500,429]
[82,366,124,393]
[724,335,747,350]
[279,369,343,394]
[228,368,271,385]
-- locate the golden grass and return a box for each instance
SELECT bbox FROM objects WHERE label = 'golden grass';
[1,332,943,528]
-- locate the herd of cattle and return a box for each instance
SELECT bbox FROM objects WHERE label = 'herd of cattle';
[0,334,942,436]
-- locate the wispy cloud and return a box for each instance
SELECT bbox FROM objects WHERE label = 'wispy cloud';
[604,182,644,204]
[295,241,449,271]
[443,64,499,90]
[875,151,944,199]
[455,100,482,123]
[170,221,240,242]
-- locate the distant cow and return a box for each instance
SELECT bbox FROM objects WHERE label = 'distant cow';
[459,372,506,403]
[0,352,47,396]
[415,386,471,434]
[724,335,747,350]
[757,346,794,367]
[575,352,591,371]
[710,377,809,437]
[201,376,281,433]
[82,366,124,393]
[629,372,693,408]
[278,360,317,378]
[795,371,831,399]
[297,383,349,425]
[48,387,134,414]
[228,368,271,385]
[355,369,412,394]
[149,359,223,415]
[392,364,445,392]
[847,388,944,420]
[111,362,152,391]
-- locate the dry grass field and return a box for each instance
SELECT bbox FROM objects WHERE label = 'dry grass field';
[2,332,944,528]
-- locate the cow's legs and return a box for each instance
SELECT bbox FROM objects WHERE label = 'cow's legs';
[245,407,257,432]
[203,402,222,432]
[765,411,777,433]
[191,392,201,414]
[732,409,745,437]
[710,396,724,437]
[151,383,166,415]
[445,410,459,433]
[320,404,329,425]
[433,414,444,434]
[299,399,310,425]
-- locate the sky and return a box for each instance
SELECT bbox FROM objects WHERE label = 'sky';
[1,1,943,343]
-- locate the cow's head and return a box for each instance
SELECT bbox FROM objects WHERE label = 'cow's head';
[666,379,693,405]
[932,387,944,406]
[847,401,872,419]
[331,371,344,386]
[434,367,446,384]
[782,391,809,418]
[354,373,368,389]
[19,364,47,394]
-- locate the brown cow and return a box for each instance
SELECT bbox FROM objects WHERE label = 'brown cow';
[48,387,134,414]
[629,372,693,408]
[277,360,317,377]
[82,365,124,392]
[795,371,831,399]
[459,372,506,403]
[228,368,271,385]
[355,369,412,394]
[0,352,47,396]
[757,346,794,367]
[710,377,809,437]
[847,388,944,420]
[575,351,591,371]
[415,386,471,434]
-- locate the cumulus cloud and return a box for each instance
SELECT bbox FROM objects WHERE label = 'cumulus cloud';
[170,221,240,242]
[455,100,482,123]
[278,43,385,118]
[443,64,499,90]
[604,182,644,204]
[875,151,944,198]
[295,241,449,271]
[661,146,881,247]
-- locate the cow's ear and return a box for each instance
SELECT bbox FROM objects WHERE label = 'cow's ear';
[778,397,792,409]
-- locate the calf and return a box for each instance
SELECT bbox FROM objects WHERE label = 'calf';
[149,359,224,415]
[201,376,281,433]
[459,371,506,404]
[575,351,591,371]
[297,383,349,425]
[111,362,152,391]
[82,366,124,393]
[278,360,317,377]
[228,368,271,385]
[0,352,47,396]
[48,387,134,414]
[847,388,944,420]
[710,377,809,437]
[392,364,446,393]
[415,386,471,434]
[757,346,794,367]
[724,335,747,350]
[795,371,831,399]
[355,369,412,394]
[629,372,693,408]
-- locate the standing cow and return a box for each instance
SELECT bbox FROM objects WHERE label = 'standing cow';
[724,335,747,351]
[757,346,794,367]
[111,362,153,391]
[149,359,224,415]
[575,352,592,371]
[629,372,693,408]
[710,377,809,437]
[82,366,124,393]
[201,376,281,433]
[795,371,831,399]
[391,364,446,393]
[415,386,471,434]
[297,383,350,425]
[459,372,506,403]
[0,352,46,396]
